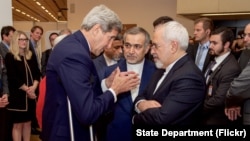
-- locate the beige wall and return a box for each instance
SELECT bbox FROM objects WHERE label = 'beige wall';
[177,0,250,14]
[67,0,194,36]
[13,0,195,51]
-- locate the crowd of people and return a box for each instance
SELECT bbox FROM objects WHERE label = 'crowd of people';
[0,4,250,141]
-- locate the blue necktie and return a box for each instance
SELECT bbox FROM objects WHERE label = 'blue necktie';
[195,45,205,66]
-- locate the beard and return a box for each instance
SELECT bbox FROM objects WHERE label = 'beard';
[209,47,224,57]
[155,60,164,69]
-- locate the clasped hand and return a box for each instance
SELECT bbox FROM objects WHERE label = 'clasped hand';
[107,67,140,95]
[0,94,9,108]
[26,86,37,99]
[224,106,241,121]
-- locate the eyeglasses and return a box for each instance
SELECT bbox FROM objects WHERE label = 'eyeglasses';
[151,43,161,50]
[123,43,143,50]
[18,38,29,42]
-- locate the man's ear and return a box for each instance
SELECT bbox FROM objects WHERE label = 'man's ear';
[91,24,101,36]
[225,41,230,49]
[206,29,211,36]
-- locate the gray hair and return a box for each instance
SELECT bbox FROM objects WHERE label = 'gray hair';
[123,27,151,46]
[81,5,122,33]
[162,21,189,50]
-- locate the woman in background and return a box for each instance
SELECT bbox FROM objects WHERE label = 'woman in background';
[5,31,40,141]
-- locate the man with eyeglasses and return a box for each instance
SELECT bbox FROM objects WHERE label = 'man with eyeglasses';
[93,34,123,79]
[100,27,156,141]
[133,21,206,127]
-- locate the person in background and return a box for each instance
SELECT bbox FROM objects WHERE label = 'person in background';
[5,30,41,141]
[0,26,16,57]
[133,21,206,126]
[41,5,140,141]
[41,32,59,77]
[231,30,245,60]
[201,27,241,125]
[0,25,16,141]
[237,24,250,71]
[101,27,156,141]
[29,25,43,72]
[145,16,174,61]
[187,17,214,74]
[152,16,173,28]
[29,25,43,135]
[93,33,123,79]
[225,23,250,125]
[59,28,72,35]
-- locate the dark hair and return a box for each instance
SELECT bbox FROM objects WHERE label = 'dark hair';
[153,16,173,27]
[237,30,244,39]
[123,27,151,46]
[49,32,59,41]
[114,33,123,41]
[211,26,234,48]
[30,25,44,34]
[1,26,16,40]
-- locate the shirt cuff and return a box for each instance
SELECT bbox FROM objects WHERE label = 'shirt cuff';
[101,79,108,92]
[134,99,146,113]
[108,88,117,103]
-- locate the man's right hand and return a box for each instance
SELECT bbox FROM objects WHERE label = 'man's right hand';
[110,67,140,95]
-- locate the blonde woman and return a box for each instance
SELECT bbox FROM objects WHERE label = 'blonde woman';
[5,31,41,141]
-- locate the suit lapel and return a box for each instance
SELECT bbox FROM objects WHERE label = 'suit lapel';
[207,54,232,82]
[153,55,189,97]
[139,60,152,94]
[116,60,132,114]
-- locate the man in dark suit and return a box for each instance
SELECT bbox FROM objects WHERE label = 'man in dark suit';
[225,23,250,125]
[29,25,43,135]
[41,5,140,141]
[41,32,59,77]
[101,27,157,141]
[0,26,16,58]
[93,34,123,79]
[202,27,241,125]
[186,17,214,74]
[0,25,15,141]
[133,21,206,126]
[29,25,43,72]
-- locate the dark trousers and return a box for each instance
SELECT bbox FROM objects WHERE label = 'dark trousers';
[0,108,13,141]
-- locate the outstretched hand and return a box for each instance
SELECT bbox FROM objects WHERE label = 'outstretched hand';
[110,67,140,95]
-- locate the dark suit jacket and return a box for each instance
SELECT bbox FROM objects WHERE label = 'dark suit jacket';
[186,43,213,74]
[226,62,250,125]
[29,40,37,60]
[103,59,156,141]
[0,42,9,58]
[238,48,250,70]
[0,42,11,141]
[0,42,9,94]
[93,55,108,79]
[203,53,241,125]
[41,30,116,141]
[41,48,52,77]
[133,54,206,125]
